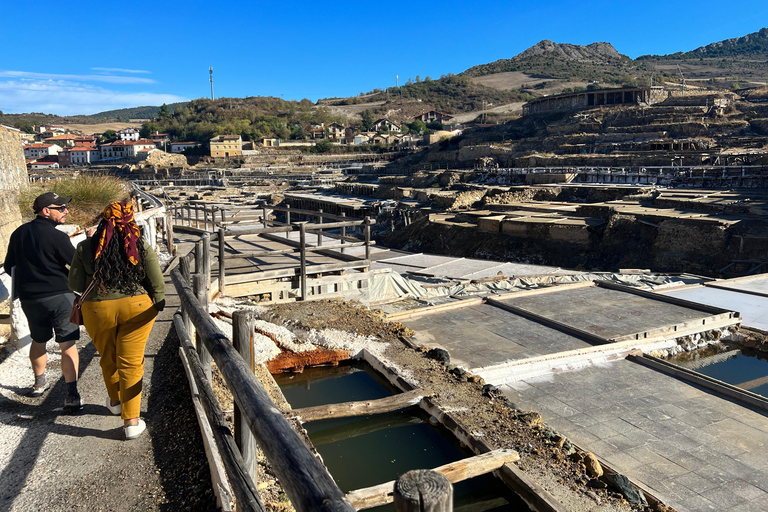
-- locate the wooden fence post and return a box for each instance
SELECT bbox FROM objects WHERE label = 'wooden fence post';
[233,310,259,483]
[393,470,452,512]
[194,204,201,228]
[365,216,371,261]
[195,239,204,275]
[202,232,211,291]
[340,212,346,254]
[218,228,226,296]
[194,273,212,382]
[298,222,307,301]
[262,205,268,229]
[166,212,175,255]
[317,209,323,246]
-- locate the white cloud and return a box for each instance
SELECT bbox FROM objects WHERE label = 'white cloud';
[0,79,187,116]
[0,70,155,85]
[92,67,151,74]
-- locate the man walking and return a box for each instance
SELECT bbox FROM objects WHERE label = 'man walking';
[4,192,82,412]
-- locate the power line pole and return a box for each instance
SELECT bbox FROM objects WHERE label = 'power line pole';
[209,67,215,100]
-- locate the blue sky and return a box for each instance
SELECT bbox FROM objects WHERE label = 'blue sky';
[2,0,767,116]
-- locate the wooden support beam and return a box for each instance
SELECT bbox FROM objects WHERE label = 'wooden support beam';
[345,448,519,510]
[293,388,431,423]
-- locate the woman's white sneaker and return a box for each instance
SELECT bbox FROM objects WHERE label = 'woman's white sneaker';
[124,419,146,440]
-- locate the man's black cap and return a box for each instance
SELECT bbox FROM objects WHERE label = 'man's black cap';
[33,192,72,213]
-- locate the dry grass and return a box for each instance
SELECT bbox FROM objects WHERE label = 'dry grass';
[18,175,131,228]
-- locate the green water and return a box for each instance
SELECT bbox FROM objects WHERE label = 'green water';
[275,363,527,511]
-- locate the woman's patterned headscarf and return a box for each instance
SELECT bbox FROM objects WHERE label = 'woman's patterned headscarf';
[94,201,141,265]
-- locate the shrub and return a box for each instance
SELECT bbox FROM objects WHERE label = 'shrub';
[19,175,131,227]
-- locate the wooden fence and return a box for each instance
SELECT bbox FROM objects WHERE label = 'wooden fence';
[169,204,375,303]
[171,247,356,512]
[172,243,461,511]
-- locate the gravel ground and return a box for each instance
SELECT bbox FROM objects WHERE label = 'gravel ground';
[0,277,216,512]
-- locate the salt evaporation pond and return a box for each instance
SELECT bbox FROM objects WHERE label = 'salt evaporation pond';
[274,362,528,511]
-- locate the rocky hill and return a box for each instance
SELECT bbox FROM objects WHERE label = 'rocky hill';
[640,27,768,59]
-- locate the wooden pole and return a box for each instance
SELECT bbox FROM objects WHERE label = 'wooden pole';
[233,310,259,482]
[166,212,175,256]
[194,273,212,382]
[218,228,226,295]
[195,239,204,275]
[202,232,211,292]
[262,205,268,228]
[393,470,452,512]
[340,212,346,254]
[299,222,307,301]
[317,209,323,246]
[365,216,371,261]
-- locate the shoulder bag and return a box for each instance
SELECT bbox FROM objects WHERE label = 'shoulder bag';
[69,279,97,326]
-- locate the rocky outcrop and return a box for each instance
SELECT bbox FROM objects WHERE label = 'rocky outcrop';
[0,126,28,261]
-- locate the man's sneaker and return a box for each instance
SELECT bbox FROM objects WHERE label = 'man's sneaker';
[63,395,83,413]
[27,381,50,398]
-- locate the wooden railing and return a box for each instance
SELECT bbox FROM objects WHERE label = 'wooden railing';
[169,204,374,302]
[171,247,355,512]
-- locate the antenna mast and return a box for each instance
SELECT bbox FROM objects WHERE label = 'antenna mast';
[209,67,215,100]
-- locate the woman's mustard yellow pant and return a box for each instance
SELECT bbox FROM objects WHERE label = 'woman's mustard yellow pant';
[82,295,157,420]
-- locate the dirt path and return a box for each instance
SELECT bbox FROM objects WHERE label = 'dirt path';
[0,275,215,512]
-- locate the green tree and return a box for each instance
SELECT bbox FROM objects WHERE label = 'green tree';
[312,139,333,153]
[101,130,117,143]
[158,103,170,121]
[360,110,375,131]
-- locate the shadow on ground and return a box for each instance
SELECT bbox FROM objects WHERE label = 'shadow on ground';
[147,327,217,511]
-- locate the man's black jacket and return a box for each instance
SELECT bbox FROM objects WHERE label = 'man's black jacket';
[4,216,75,300]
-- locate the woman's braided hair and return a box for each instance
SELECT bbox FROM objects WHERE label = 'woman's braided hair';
[91,220,147,297]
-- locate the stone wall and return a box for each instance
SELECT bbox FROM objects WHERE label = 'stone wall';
[0,126,28,262]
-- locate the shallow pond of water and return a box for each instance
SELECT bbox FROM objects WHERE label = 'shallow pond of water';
[670,345,768,398]
[274,363,527,511]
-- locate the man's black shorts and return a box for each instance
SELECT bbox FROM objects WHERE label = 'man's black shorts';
[20,293,80,344]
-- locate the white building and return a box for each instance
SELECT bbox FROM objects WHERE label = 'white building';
[23,143,61,159]
[118,128,140,141]
[170,142,199,153]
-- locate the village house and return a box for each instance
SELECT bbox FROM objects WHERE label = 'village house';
[99,140,129,160]
[372,119,401,132]
[57,148,73,167]
[150,131,170,145]
[74,135,97,146]
[70,145,100,166]
[414,110,454,125]
[353,132,375,145]
[29,156,60,170]
[44,134,78,148]
[327,123,346,140]
[136,148,157,161]
[171,142,200,153]
[23,143,61,159]
[209,135,243,158]
[260,138,279,147]
[118,128,140,141]
[124,139,157,158]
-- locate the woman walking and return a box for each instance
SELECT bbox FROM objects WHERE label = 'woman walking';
[68,201,165,440]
